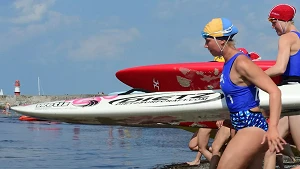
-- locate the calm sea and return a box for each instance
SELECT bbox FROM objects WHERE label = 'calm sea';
[0,111,204,169]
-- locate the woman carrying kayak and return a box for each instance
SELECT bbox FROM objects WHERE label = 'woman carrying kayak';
[202,17,285,169]
[264,4,300,169]
[187,48,263,168]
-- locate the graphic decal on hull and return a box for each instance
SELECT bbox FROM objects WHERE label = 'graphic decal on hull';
[109,92,224,107]
[176,67,222,90]
[35,96,119,109]
[71,97,101,107]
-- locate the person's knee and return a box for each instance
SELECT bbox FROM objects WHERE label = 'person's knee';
[211,134,230,152]
[218,127,231,137]
[189,145,198,151]
[211,143,223,154]
[190,147,198,151]
[188,142,197,150]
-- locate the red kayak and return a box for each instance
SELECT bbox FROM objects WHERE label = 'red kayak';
[115,61,282,130]
[116,61,282,92]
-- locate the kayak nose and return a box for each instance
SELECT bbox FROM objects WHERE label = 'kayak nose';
[11,104,35,115]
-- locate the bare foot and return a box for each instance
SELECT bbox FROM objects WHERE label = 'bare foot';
[186,160,200,166]
[291,166,300,169]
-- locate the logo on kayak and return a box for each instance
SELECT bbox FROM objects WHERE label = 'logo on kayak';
[71,97,102,107]
[108,92,224,106]
[35,96,118,109]
[153,78,160,91]
[36,101,71,108]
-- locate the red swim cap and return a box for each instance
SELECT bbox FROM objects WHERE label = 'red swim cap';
[269,4,296,21]
[237,48,248,55]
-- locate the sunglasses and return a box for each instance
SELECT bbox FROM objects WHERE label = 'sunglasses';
[268,18,277,23]
[202,25,234,39]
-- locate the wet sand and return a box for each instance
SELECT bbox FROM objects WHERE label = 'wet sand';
[155,156,300,169]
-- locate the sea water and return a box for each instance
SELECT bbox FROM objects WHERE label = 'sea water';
[0,111,204,169]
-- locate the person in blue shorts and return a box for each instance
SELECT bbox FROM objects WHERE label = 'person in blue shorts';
[263,4,300,169]
[201,17,286,169]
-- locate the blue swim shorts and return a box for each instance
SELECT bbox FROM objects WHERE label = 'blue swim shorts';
[230,110,268,132]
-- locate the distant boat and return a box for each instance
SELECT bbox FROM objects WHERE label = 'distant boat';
[0,89,3,95]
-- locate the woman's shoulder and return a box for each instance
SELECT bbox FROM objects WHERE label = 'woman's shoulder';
[279,32,298,45]
[234,55,255,71]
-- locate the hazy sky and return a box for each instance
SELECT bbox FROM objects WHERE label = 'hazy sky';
[0,0,299,95]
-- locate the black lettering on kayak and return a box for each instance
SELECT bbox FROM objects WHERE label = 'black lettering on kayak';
[109,92,224,106]
[36,101,70,108]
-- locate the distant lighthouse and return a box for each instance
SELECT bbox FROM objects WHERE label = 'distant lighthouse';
[14,80,20,96]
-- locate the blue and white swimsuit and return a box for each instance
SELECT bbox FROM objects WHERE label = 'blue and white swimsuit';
[220,52,268,131]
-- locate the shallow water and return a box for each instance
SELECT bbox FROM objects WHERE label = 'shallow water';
[2,112,300,169]
[0,111,202,169]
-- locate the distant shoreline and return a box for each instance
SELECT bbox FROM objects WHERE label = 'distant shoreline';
[0,94,106,107]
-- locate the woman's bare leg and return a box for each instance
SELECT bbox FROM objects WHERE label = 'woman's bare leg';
[187,151,202,166]
[279,116,289,138]
[289,115,300,150]
[209,126,231,169]
[188,129,199,151]
[187,129,202,165]
[217,127,266,169]
[263,150,277,169]
[248,151,265,169]
[278,116,296,161]
[263,116,294,169]
[198,128,213,161]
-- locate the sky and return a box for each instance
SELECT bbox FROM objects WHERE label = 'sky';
[0,0,299,95]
